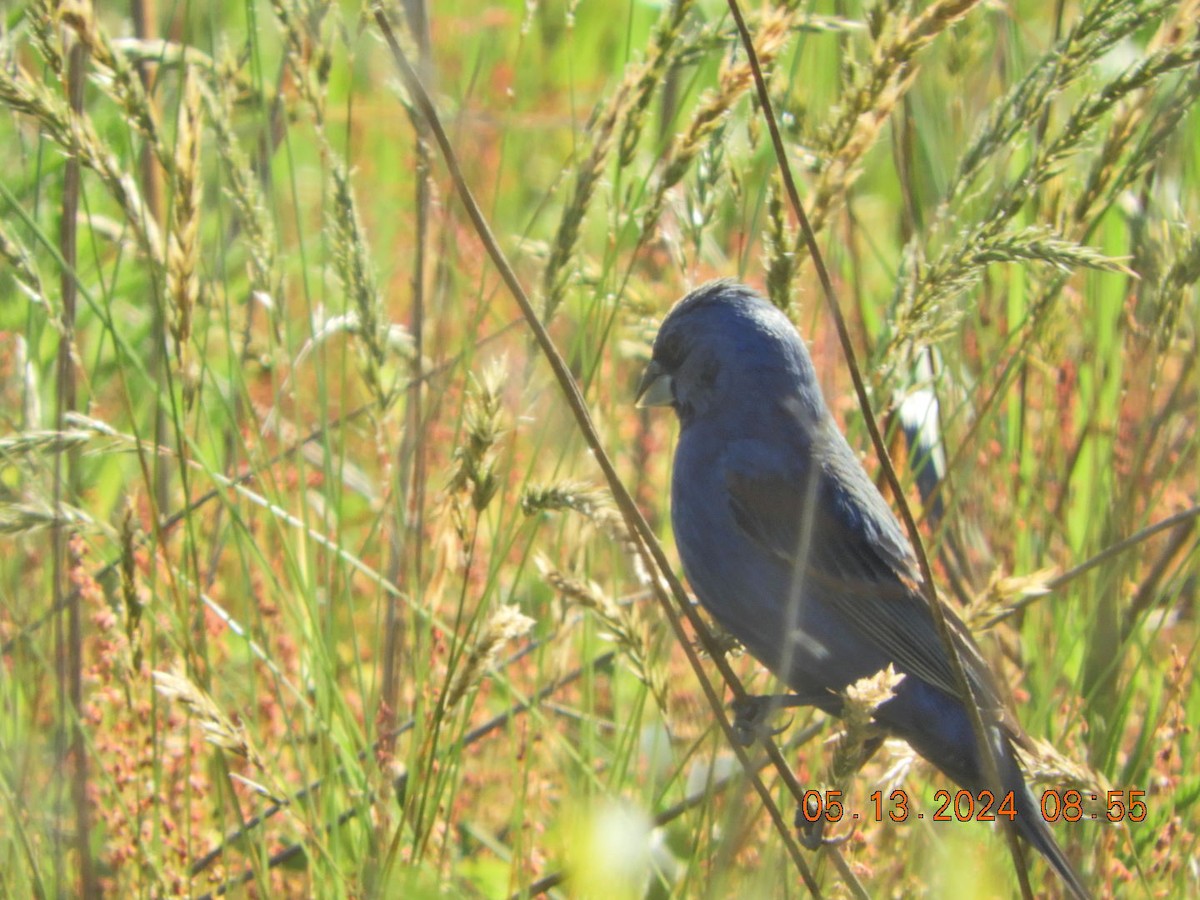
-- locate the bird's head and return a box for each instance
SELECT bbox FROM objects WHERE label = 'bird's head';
[636,280,824,428]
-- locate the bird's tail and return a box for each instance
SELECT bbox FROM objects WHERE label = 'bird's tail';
[1001,744,1091,900]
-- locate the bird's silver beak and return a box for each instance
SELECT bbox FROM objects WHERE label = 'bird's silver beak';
[636,360,674,408]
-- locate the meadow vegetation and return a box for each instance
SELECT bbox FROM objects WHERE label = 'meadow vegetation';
[1,0,1197,896]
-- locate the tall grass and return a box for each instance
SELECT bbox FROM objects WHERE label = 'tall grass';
[1,0,1197,897]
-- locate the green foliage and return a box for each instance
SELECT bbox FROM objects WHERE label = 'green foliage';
[1,0,1197,896]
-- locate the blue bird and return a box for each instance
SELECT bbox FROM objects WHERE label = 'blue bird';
[637,280,1088,898]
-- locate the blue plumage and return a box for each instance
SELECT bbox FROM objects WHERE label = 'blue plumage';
[638,280,1088,898]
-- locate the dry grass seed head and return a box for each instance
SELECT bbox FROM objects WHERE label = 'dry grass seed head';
[329,162,388,403]
[831,664,905,781]
[201,74,280,300]
[0,224,52,323]
[542,0,699,321]
[444,605,536,710]
[61,0,166,166]
[153,666,253,761]
[764,177,797,314]
[167,68,202,370]
[536,556,667,711]
[521,481,639,566]
[449,359,509,517]
[642,6,793,239]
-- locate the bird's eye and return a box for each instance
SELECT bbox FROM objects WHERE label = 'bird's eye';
[697,355,720,389]
[657,332,687,370]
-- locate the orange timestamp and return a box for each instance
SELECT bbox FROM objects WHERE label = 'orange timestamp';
[796,788,1148,824]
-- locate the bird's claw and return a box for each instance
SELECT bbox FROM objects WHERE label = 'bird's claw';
[794,797,826,849]
[793,796,852,850]
[730,694,797,746]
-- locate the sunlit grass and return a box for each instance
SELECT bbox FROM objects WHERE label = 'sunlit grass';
[0,0,1196,897]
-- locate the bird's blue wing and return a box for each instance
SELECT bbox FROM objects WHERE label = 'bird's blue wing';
[723,426,1002,709]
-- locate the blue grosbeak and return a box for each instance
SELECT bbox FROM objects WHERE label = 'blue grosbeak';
[638,280,1088,898]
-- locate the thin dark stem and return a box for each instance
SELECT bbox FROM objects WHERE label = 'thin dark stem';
[985,504,1200,628]
[722,0,1029,895]
[1123,520,1195,640]
[55,34,97,900]
[130,0,169,516]
[372,6,822,893]
[381,0,433,768]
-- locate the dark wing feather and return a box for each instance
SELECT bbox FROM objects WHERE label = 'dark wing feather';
[725,447,1003,710]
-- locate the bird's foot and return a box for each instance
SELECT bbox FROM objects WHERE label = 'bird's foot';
[793,795,853,850]
[794,795,826,849]
[730,693,810,746]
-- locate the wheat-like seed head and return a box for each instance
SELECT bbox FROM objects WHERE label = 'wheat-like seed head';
[167,68,202,368]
